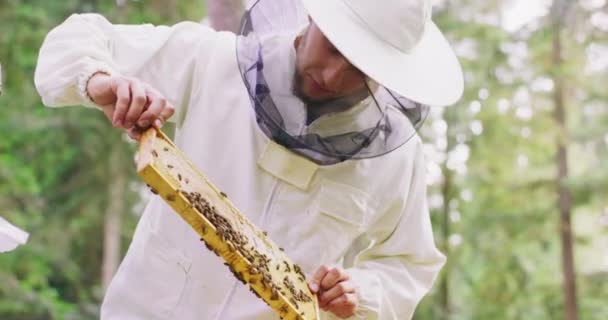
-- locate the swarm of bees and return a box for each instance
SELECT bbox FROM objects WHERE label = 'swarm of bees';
[181,190,313,312]
[140,137,317,319]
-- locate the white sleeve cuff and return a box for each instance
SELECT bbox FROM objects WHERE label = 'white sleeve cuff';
[346,268,382,319]
[76,60,116,109]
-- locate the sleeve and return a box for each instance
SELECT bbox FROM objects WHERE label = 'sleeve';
[34,13,223,123]
[333,145,446,320]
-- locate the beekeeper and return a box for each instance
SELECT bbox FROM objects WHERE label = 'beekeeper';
[35,0,463,319]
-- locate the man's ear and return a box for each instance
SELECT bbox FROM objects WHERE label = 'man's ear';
[294,22,311,50]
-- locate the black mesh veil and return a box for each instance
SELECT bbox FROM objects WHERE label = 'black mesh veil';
[236,0,430,165]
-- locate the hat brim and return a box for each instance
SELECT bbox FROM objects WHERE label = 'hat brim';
[302,0,464,106]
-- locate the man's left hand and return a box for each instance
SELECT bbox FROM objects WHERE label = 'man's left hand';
[309,265,359,319]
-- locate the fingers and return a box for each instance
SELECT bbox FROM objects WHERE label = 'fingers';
[126,126,143,141]
[318,280,356,308]
[309,265,330,293]
[320,266,350,291]
[100,104,115,123]
[155,100,176,128]
[124,80,147,128]
[138,89,174,128]
[310,266,358,318]
[324,293,358,319]
[310,266,350,293]
[105,76,173,130]
[111,78,131,127]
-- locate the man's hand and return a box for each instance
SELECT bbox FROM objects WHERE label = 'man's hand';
[309,265,359,319]
[86,73,175,140]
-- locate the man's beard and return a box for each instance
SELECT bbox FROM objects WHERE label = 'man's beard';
[291,69,371,117]
[291,69,334,107]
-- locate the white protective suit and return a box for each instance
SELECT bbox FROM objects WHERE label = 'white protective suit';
[0,216,29,253]
[35,13,446,320]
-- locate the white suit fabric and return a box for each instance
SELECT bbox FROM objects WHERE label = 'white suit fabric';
[35,14,446,320]
[0,216,29,253]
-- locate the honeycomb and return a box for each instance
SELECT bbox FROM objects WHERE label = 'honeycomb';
[136,129,319,320]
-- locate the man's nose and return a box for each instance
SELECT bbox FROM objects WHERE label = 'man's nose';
[321,56,350,91]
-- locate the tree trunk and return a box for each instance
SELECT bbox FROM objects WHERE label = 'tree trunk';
[208,0,244,32]
[439,167,451,320]
[151,0,178,21]
[551,1,578,319]
[101,146,126,291]
[439,108,457,320]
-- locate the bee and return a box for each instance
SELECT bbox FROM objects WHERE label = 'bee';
[150,188,159,195]
[270,289,279,301]
[220,191,227,198]
[178,174,182,181]
[279,305,289,314]
[151,150,159,157]
[289,297,299,309]
[166,194,176,202]
[249,266,260,275]
[167,164,174,169]
[163,147,169,152]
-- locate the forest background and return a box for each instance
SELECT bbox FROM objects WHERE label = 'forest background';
[0,0,606,319]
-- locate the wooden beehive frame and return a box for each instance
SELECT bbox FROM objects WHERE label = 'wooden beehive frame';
[136,128,319,320]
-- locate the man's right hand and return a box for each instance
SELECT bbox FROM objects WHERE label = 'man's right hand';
[86,73,175,140]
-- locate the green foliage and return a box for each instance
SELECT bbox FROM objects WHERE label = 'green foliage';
[415,1,607,319]
[0,1,205,319]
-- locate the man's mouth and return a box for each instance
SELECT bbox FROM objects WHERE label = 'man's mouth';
[308,75,333,95]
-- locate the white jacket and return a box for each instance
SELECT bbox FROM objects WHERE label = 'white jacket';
[0,216,29,253]
[35,14,446,320]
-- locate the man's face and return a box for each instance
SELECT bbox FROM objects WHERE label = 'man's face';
[293,22,368,105]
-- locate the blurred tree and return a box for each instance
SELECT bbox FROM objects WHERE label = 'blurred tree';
[0,1,206,319]
[549,0,579,319]
[416,0,607,319]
